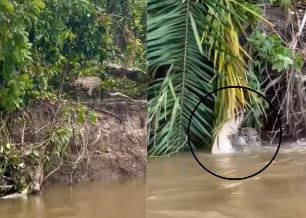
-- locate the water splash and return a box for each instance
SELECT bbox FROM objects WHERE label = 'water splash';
[212,114,243,154]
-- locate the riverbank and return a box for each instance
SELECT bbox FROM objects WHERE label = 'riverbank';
[0,98,147,197]
[46,99,147,185]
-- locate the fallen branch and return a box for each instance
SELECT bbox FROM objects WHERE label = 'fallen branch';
[109,92,146,103]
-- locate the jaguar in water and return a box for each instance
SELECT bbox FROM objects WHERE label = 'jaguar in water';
[231,127,261,151]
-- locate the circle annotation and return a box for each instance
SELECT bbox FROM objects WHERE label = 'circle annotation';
[187,86,282,180]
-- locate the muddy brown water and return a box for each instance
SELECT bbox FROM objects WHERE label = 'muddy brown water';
[148,144,306,218]
[1,144,306,218]
[0,177,145,218]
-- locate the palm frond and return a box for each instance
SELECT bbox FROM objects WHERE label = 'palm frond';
[148,0,215,156]
[196,0,266,140]
[202,0,248,138]
[148,0,266,156]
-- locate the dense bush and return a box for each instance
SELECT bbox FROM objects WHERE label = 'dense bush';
[0,0,145,112]
[0,0,146,195]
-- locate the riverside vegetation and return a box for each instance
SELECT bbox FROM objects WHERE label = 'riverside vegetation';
[0,0,146,197]
[148,0,306,156]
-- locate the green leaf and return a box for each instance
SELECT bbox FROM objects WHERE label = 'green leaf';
[77,106,87,124]
[189,12,203,55]
[89,112,98,125]
[0,0,14,14]
[294,53,304,71]
[148,0,215,155]
[272,54,293,72]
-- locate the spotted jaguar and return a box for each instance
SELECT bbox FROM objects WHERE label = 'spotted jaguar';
[230,127,261,149]
[238,127,261,144]
[74,76,101,96]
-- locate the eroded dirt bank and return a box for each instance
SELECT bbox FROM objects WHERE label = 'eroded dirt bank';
[0,98,146,195]
[45,100,147,185]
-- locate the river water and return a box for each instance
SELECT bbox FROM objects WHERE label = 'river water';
[148,143,306,218]
[0,177,145,218]
[1,144,306,218]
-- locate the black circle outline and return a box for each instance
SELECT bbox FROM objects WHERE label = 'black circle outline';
[187,85,282,180]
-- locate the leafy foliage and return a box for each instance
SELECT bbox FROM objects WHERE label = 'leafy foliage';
[105,0,146,70]
[147,0,218,156]
[247,31,302,73]
[0,0,45,111]
[147,0,266,156]
[0,143,34,194]
[0,100,100,195]
[0,0,146,112]
[101,77,146,98]
[0,0,146,196]
[275,0,292,9]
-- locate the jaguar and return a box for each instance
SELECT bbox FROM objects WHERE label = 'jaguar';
[231,127,261,151]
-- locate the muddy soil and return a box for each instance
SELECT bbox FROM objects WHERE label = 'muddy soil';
[262,4,306,42]
[45,99,147,185]
[2,98,147,191]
